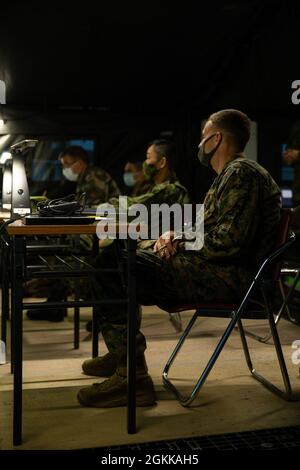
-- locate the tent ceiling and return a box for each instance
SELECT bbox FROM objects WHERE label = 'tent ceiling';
[0,1,299,113]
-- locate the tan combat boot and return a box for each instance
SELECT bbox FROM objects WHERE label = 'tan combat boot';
[77,355,156,408]
[82,353,117,377]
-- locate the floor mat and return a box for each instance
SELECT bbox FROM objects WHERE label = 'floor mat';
[90,425,300,451]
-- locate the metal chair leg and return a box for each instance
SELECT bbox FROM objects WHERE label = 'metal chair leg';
[164,303,297,406]
[237,313,293,401]
[238,270,300,343]
[163,310,239,406]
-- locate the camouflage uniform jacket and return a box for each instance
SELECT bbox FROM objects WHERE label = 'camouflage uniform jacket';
[178,155,281,298]
[109,172,190,249]
[76,166,120,207]
[109,172,190,209]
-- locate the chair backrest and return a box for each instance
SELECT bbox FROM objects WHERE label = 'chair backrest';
[272,208,292,281]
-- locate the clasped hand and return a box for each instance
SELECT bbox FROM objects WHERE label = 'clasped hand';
[153,231,180,260]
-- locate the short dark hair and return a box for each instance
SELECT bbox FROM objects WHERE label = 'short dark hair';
[148,139,176,170]
[60,146,89,164]
[208,109,251,152]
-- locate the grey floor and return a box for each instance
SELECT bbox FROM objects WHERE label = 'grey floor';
[1,304,300,450]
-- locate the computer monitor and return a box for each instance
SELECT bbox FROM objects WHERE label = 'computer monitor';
[280,187,294,208]
[29,138,96,183]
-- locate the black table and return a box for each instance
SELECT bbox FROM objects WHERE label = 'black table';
[1,220,138,445]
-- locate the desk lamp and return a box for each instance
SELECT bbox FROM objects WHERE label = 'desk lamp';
[0,151,12,210]
[10,139,38,217]
[2,158,12,210]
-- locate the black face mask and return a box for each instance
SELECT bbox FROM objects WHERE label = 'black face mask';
[197,133,222,168]
[142,161,158,180]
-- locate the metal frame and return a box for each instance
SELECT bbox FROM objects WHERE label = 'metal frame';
[1,229,137,445]
[1,234,88,350]
[279,268,300,324]
[163,233,298,407]
[239,267,300,343]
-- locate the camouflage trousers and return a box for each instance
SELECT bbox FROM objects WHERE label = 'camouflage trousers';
[91,243,236,365]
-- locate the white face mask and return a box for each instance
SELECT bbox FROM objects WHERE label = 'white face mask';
[62,166,79,182]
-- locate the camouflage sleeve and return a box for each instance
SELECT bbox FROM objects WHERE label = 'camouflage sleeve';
[81,170,120,207]
[200,167,260,261]
[109,182,189,210]
[84,186,107,207]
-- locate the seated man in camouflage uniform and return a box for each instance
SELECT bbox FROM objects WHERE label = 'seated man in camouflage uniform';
[26,145,120,321]
[59,145,120,206]
[78,110,281,408]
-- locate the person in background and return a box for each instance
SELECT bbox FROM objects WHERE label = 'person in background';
[109,139,189,211]
[59,145,120,206]
[26,145,121,322]
[122,160,151,196]
[283,121,300,206]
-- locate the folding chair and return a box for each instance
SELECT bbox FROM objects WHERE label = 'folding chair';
[241,266,300,343]
[241,207,300,343]
[163,209,298,406]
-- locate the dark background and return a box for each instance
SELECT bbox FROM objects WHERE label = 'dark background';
[0,0,299,202]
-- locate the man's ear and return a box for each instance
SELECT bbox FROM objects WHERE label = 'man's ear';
[215,131,222,143]
[158,156,167,169]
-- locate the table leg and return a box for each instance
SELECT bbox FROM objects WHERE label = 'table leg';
[127,238,137,434]
[92,307,99,358]
[12,236,24,446]
[1,240,9,344]
[74,278,80,350]
[74,235,80,349]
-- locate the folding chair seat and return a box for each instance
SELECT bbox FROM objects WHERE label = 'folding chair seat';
[162,209,299,406]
